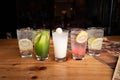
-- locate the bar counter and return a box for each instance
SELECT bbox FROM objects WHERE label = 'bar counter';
[0,36,120,80]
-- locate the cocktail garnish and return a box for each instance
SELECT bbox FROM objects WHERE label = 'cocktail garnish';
[91,38,103,50]
[19,39,33,50]
[56,27,63,34]
[34,33,41,45]
[76,30,88,43]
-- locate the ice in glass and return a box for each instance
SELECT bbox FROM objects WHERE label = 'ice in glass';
[70,28,88,60]
[16,28,33,58]
[52,28,68,62]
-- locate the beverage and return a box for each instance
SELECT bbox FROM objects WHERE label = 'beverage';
[52,28,68,62]
[70,28,88,60]
[34,29,50,61]
[16,28,33,58]
[87,27,104,56]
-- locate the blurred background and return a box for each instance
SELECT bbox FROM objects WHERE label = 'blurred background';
[1,0,120,38]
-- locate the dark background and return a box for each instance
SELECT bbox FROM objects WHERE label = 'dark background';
[1,0,120,38]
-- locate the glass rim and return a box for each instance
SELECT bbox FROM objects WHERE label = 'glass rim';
[70,27,87,31]
[87,27,104,30]
[33,28,50,30]
[52,28,69,32]
[16,27,33,32]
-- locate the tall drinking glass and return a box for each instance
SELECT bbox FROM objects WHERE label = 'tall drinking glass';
[52,28,68,62]
[70,28,88,60]
[33,29,50,61]
[87,27,104,56]
[16,28,33,58]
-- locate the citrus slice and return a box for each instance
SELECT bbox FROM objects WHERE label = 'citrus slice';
[34,33,41,45]
[88,37,96,49]
[88,37,96,44]
[76,30,88,43]
[91,38,103,50]
[19,39,33,50]
[56,27,63,34]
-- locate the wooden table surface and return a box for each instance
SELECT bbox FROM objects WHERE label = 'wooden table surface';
[0,36,120,80]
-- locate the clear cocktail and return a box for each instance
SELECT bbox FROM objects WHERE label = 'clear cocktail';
[16,28,33,58]
[87,27,104,56]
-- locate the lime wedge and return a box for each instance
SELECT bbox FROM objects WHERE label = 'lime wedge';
[76,30,88,43]
[34,33,41,45]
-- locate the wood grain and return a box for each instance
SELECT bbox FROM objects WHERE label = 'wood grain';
[0,36,120,80]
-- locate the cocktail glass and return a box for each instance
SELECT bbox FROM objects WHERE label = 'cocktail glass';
[33,29,50,61]
[70,28,88,60]
[16,28,33,58]
[87,27,104,56]
[52,28,68,62]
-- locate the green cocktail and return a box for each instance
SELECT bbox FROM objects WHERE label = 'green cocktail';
[34,29,50,61]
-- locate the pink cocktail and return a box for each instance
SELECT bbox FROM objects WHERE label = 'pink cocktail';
[72,43,87,56]
[70,28,88,60]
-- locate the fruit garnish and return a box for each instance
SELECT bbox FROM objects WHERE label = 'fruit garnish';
[88,37,96,44]
[91,38,103,50]
[34,33,41,45]
[56,27,63,34]
[76,30,88,43]
[34,34,49,56]
[19,39,33,50]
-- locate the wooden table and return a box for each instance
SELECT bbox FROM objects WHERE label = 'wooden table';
[0,36,120,80]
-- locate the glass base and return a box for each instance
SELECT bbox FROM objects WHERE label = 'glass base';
[55,57,66,62]
[72,55,85,60]
[21,53,32,58]
[87,49,101,56]
[36,55,48,61]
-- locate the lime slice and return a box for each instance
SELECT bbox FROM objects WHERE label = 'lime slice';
[88,37,96,44]
[34,33,41,45]
[19,39,33,50]
[91,38,103,50]
[88,37,96,49]
[76,30,88,43]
